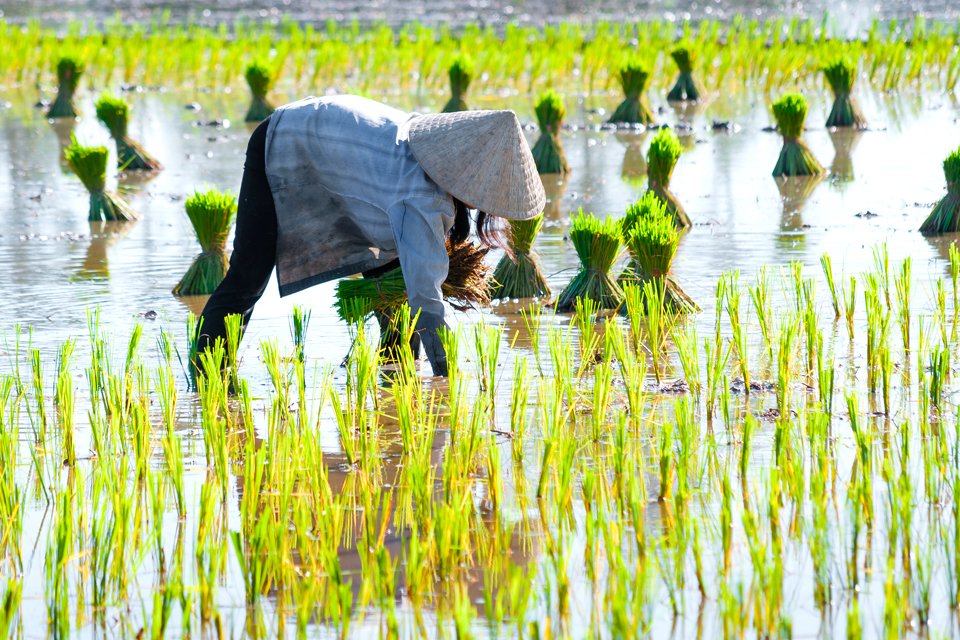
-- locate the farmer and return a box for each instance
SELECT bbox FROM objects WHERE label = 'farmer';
[196,95,545,376]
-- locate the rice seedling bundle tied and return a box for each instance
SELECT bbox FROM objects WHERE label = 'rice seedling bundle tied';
[666,44,704,102]
[442,55,474,113]
[823,59,866,130]
[919,147,960,235]
[619,192,697,313]
[771,93,824,177]
[555,210,624,311]
[646,127,690,228]
[46,57,83,119]
[608,61,655,125]
[490,214,550,299]
[531,90,569,175]
[95,95,162,171]
[64,141,136,222]
[335,241,491,323]
[173,189,237,296]
[244,62,275,122]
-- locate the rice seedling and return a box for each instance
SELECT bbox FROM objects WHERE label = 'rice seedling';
[644,128,690,228]
[289,305,311,364]
[172,188,237,296]
[555,210,623,312]
[919,146,960,235]
[618,192,697,312]
[243,61,275,122]
[442,54,474,112]
[608,60,655,125]
[335,241,490,323]
[530,90,569,175]
[95,94,162,171]
[771,93,824,177]
[667,43,704,102]
[46,56,82,119]
[822,58,867,129]
[490,214,550,300]
[64,140,137,222]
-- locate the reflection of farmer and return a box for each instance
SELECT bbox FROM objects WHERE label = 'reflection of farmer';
[197,95,544,375]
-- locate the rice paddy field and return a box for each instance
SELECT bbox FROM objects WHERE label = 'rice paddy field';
[3,10,960,639]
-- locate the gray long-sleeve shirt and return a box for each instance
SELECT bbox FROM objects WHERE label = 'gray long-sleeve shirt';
[263,95,455,372]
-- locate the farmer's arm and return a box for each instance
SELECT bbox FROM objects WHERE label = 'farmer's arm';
[393,193,456,376]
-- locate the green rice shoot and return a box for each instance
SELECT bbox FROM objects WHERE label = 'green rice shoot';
[619,192,698,313]
[608,61,655,125]
[244,61,275,122]
[95,95,162,171]
[771,92,824,177]
[442,55,474,113]
[823,58,866,130]
[555,209,624,311]
[46,56,83,119]
[531,90,569,175]
[667,43,704,102]
[919,147,960,235]
[646,128,690,228]
[490,215,551,300]
[64,140,136,222]
[173,189,237,296]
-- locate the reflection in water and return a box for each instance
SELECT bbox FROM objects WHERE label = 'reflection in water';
[776,174,823,232]
[77,221,134,279]
[923,233,960,278]
[48,118,76,173]
[541,174,570,222]
[176,293,210,317]
[615,130,647,189]
[828,129,862,186]
[669,99,707,126]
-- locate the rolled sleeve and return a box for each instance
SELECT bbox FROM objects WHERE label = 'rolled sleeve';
[390,193,455,374]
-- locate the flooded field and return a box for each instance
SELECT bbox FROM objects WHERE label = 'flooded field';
[3,18,960,638]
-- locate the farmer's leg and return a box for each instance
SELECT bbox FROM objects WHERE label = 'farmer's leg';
[197,117,277,355]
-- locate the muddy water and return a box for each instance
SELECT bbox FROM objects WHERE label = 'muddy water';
[2,0,959,30]
[2,83,960,636]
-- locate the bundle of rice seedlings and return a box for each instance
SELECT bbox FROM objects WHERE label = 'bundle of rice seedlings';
[823,59,866,130]
[172,189,237,296]
[47,57,83,119]
[666,44,704,102]
[531,90,569,175]
[442,55,474,113]
[244,62,275,122]
[608,61,655,125]
[64,140,136,222]
[919,147,960,235]
[771,93,824,177]
[555,210,624,312]
[95,95,162,171]
[646,128,690,228]
[490,214,550,300]
[619,192,697,313]
[335,241,491,323]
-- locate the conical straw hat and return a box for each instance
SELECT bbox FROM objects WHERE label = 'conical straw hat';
[407,109,546,220]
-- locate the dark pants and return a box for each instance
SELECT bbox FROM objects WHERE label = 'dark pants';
[197,118,403,357]
[197,118,277,354]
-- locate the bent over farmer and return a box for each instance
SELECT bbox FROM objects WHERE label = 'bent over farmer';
[196,95,545,376]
